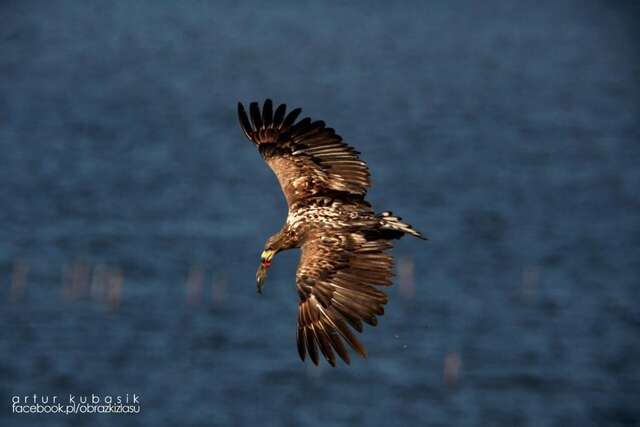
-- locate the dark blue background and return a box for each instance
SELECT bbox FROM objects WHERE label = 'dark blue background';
[1,1,639,426]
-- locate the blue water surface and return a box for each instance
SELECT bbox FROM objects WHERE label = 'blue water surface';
[1,1,639,426]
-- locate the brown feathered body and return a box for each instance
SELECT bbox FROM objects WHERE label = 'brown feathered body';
[238,100,425,366]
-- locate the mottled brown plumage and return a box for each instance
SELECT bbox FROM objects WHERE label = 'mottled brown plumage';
[238,99,425,366]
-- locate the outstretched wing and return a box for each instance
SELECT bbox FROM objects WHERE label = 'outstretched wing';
[238,99,371,207]
[295,231,394,366]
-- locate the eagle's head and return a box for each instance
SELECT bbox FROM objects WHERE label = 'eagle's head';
[256,229,298,293]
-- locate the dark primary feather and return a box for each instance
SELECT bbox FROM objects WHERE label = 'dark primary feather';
[250,102,262,130]
[237,103,253,140]
[281,107,301,130]
[262,99,273,128]
[273,103,286,128]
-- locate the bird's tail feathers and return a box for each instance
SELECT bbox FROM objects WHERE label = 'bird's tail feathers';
[378,212,427,240]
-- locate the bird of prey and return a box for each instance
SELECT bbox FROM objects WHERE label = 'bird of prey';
[238,99,425,366]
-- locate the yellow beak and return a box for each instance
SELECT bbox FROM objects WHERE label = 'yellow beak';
[261,249,276,262]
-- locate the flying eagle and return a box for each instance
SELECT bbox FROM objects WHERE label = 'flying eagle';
[238,99,425,366]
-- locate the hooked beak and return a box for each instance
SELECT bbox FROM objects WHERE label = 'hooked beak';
[256,249,276,294]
